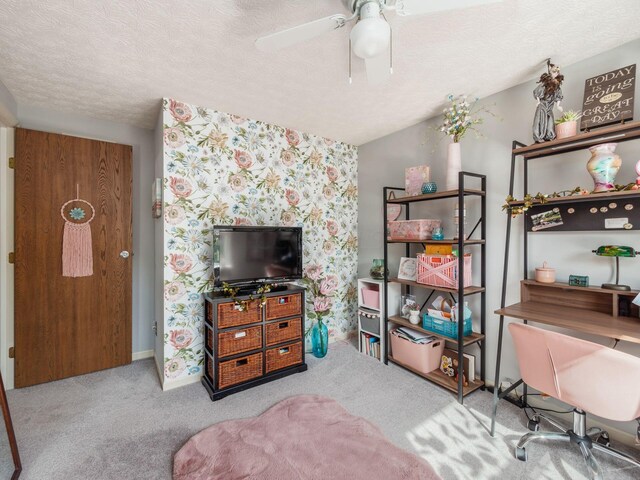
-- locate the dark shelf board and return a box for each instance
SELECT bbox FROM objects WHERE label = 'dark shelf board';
[388,355,484,396]
[507,189,640,207]
[386,189,485,204]
[387,238,485,245]
[513,121,640,159]
[388,278,485,295]
[388,315,484,348]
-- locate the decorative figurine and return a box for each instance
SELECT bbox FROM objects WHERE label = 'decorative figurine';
[636,158,640,186]
[533,59,564,143]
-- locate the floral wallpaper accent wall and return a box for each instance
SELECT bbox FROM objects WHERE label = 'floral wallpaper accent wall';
[161,98,358,383]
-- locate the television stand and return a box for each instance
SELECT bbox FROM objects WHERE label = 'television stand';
[203,284,307,401]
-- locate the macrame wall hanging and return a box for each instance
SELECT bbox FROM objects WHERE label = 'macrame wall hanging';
[61,185,95,277]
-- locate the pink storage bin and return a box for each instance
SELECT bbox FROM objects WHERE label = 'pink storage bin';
[417,253,472,289]
[388,219,441,241]
[361,287,380,309]
[390,328,444,374]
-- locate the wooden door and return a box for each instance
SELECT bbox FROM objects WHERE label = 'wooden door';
[14,128,132,387]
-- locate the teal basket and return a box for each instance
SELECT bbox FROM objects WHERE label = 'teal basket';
[422,314,472,339]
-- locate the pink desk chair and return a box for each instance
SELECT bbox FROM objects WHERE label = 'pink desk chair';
[509,323,640,479]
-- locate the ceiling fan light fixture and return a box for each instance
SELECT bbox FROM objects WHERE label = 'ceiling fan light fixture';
[349,16,390,59]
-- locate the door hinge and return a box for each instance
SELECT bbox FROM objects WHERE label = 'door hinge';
[8,252,15,264]
[8,347,14,358]
[8,157,15,169]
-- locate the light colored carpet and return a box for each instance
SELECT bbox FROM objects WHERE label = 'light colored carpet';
[2,341,639,480]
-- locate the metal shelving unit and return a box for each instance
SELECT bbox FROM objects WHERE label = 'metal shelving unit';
[383,171,487,404]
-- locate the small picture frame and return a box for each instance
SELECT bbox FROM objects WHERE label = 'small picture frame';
[401,294,418,319]
[397,257,417,281]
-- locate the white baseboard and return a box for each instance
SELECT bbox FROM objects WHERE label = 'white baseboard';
[132,350,154,361]
[162,372,202,391]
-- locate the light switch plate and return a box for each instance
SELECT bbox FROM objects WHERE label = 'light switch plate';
[605,217,629,229]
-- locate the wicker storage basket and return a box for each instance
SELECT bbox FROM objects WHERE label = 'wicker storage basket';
[216,325,263,358]
[266,293,302,320]
[217,300,262,329]
[265,342,302,373]
[218,352,263,389]
[266,318,302,346]
[417,253,472,289]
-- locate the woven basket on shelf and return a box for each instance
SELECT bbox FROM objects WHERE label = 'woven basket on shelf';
[265,342,302,373]
[217,300,262,329]
[266,318,302,346]
[216,325,263,358]
[218,352,263,389]
[265,294,302,320]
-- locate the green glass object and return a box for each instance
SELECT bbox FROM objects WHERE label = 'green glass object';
[592,245,637,258]
[311,320,328,358]
[369,259,387,279]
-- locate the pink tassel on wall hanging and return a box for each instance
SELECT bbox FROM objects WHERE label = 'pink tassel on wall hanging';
[61,186,95,277]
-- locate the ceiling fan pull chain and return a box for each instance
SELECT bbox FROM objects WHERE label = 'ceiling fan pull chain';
[349,38,353,84]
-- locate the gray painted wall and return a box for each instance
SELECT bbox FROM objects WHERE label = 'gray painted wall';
[358,38,640,439]
[17,104,158,354]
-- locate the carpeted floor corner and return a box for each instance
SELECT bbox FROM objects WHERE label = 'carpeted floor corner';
[2,341,639,479]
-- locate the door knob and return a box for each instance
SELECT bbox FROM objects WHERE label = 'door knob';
[120,250,130,259]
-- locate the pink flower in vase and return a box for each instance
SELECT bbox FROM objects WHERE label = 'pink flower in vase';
[314,296,332,313]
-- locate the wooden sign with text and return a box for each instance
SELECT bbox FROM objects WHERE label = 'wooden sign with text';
[581,64,635,130]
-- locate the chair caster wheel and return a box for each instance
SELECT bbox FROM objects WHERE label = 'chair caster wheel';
[515,446,528,462]
[527,419,540,432]
[596,432,610,447]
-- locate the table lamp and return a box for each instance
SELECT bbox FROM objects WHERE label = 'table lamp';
[592,245,638,291]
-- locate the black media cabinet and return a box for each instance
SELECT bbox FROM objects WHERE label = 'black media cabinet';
[202,284,307,401]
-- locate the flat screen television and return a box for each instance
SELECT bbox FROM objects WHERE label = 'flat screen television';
[213,226,303,287]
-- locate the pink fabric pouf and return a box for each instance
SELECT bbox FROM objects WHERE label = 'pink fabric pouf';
[174,394,441,480]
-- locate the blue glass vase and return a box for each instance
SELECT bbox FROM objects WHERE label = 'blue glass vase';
[312,321,329,358]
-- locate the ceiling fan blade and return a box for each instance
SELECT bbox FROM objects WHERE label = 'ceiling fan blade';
[394,0,502,16]
[364,49,391,85]
[256,14,349,51]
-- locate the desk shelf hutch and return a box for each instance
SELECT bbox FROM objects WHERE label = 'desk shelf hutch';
[491,121,640,436]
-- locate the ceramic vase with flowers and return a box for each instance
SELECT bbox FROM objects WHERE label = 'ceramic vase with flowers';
[303,265,338,358]
[439,94,491,190]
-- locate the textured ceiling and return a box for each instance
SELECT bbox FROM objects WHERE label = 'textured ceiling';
[1,0,639,145]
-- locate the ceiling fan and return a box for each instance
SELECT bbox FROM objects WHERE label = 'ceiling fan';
[255,0,502,85]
